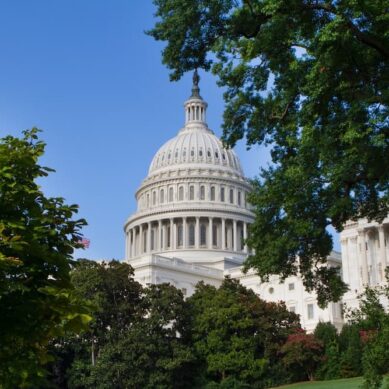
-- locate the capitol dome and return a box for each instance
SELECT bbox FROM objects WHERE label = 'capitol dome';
[148,126,243,176]
[124,71,254,267]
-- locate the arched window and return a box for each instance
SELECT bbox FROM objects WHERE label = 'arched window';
[200,185,205,200]
[210,186,215,201]
[177,224,183,247]
[229,188,234,204]
[200,224,207,246]
[220,187,225,202]
[152,191,156,205]
[189,185,195,200]
[160,189,164,204]
[238,191,241,206]
[191,148,195,157]
[179,186,184,201]
[169,187,174,202]
[146,193,150,207]
[189,224,195,246]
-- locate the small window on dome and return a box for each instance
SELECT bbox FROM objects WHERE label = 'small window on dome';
[169,187,174,202]
[183,149,186,158]
[189,185,195,200]
[207,149,211,158]
[199,149,203,157]
[175,150,179,158]
[191,149,195,157]
[210,186,215,201]
[200,185,205,200]
[222,153,226,160]
[168,152,171,159]
[215,152,219,159]
[161,154,165,161]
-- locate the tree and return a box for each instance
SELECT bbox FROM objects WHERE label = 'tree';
[149,0,389,306]
[0,129,91,388]
[87,283,196,389]
[49,259,143,387]
[188,278,300,387]
[281,329,324,381]
[314,322,340,379]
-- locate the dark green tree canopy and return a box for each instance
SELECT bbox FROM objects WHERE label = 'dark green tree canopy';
[0,129,91,388]
[149,0,389,305]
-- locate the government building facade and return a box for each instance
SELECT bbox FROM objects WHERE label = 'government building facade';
[124,74,388,332]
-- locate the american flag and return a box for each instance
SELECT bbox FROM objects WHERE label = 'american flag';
[79,237,90,248]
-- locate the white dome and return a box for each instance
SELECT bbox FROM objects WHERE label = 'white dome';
[149,126,243,176]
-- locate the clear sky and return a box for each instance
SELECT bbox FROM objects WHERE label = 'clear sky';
[0,1,339,259]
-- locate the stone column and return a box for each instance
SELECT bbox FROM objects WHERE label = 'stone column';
[233,219,238,252]
[147,222,151,253]
[340,238,349,285]
[170,218,174,249]
[221,218,226,250]
[131,229,135,257]
[183,217,187,249]
[195,217,200,249]
[139,224,143,254]
[358,229,369,285]
[243,222,248,253]
[209,217,213,249]
[158,220,162,251]
[378,225,387,274]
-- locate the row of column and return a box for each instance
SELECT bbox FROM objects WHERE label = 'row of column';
[342,225,388,287]
[126,217,249,259]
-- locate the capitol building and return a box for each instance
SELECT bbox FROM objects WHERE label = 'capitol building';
[124,73,388,332]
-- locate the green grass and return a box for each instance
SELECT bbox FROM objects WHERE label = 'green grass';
[271,376,365,389]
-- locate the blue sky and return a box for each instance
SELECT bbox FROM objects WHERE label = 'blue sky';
[0,1,338,259]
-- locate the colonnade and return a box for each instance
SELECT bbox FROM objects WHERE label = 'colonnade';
[126,216,249,259]
[341,224,388,287]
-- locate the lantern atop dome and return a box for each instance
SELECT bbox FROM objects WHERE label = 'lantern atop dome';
[184,69,208,125]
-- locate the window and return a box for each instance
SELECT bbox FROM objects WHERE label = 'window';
[189,185,195,200]
[152,191,156,205]
[189,224,195,246]
[179,186,184,201]
[229,188,234,204]
[160,189,164,204]
[288,283,295,291]
[199,149,203,157]
[147,193,150,207]
[289,306,296,313]
[269,287,274,294]
[307,304,314,319]
[181,288,187,296]
[215,151,219,159]
[210,186,215,201]
[220,187,225,202]
[175,149,178,158]
[207,149,211,158]
[191,149,195,157]
[169,187,174,202]
[200,185,205,200]
[200,224,207,246]
[238,191,241,206]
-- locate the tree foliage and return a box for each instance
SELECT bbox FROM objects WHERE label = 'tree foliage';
[149,0,389,305]
[188,278,300,387]
[0,129,91,388]
[281,329,324,381]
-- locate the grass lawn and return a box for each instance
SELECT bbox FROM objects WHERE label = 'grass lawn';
[271,376,386,389]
